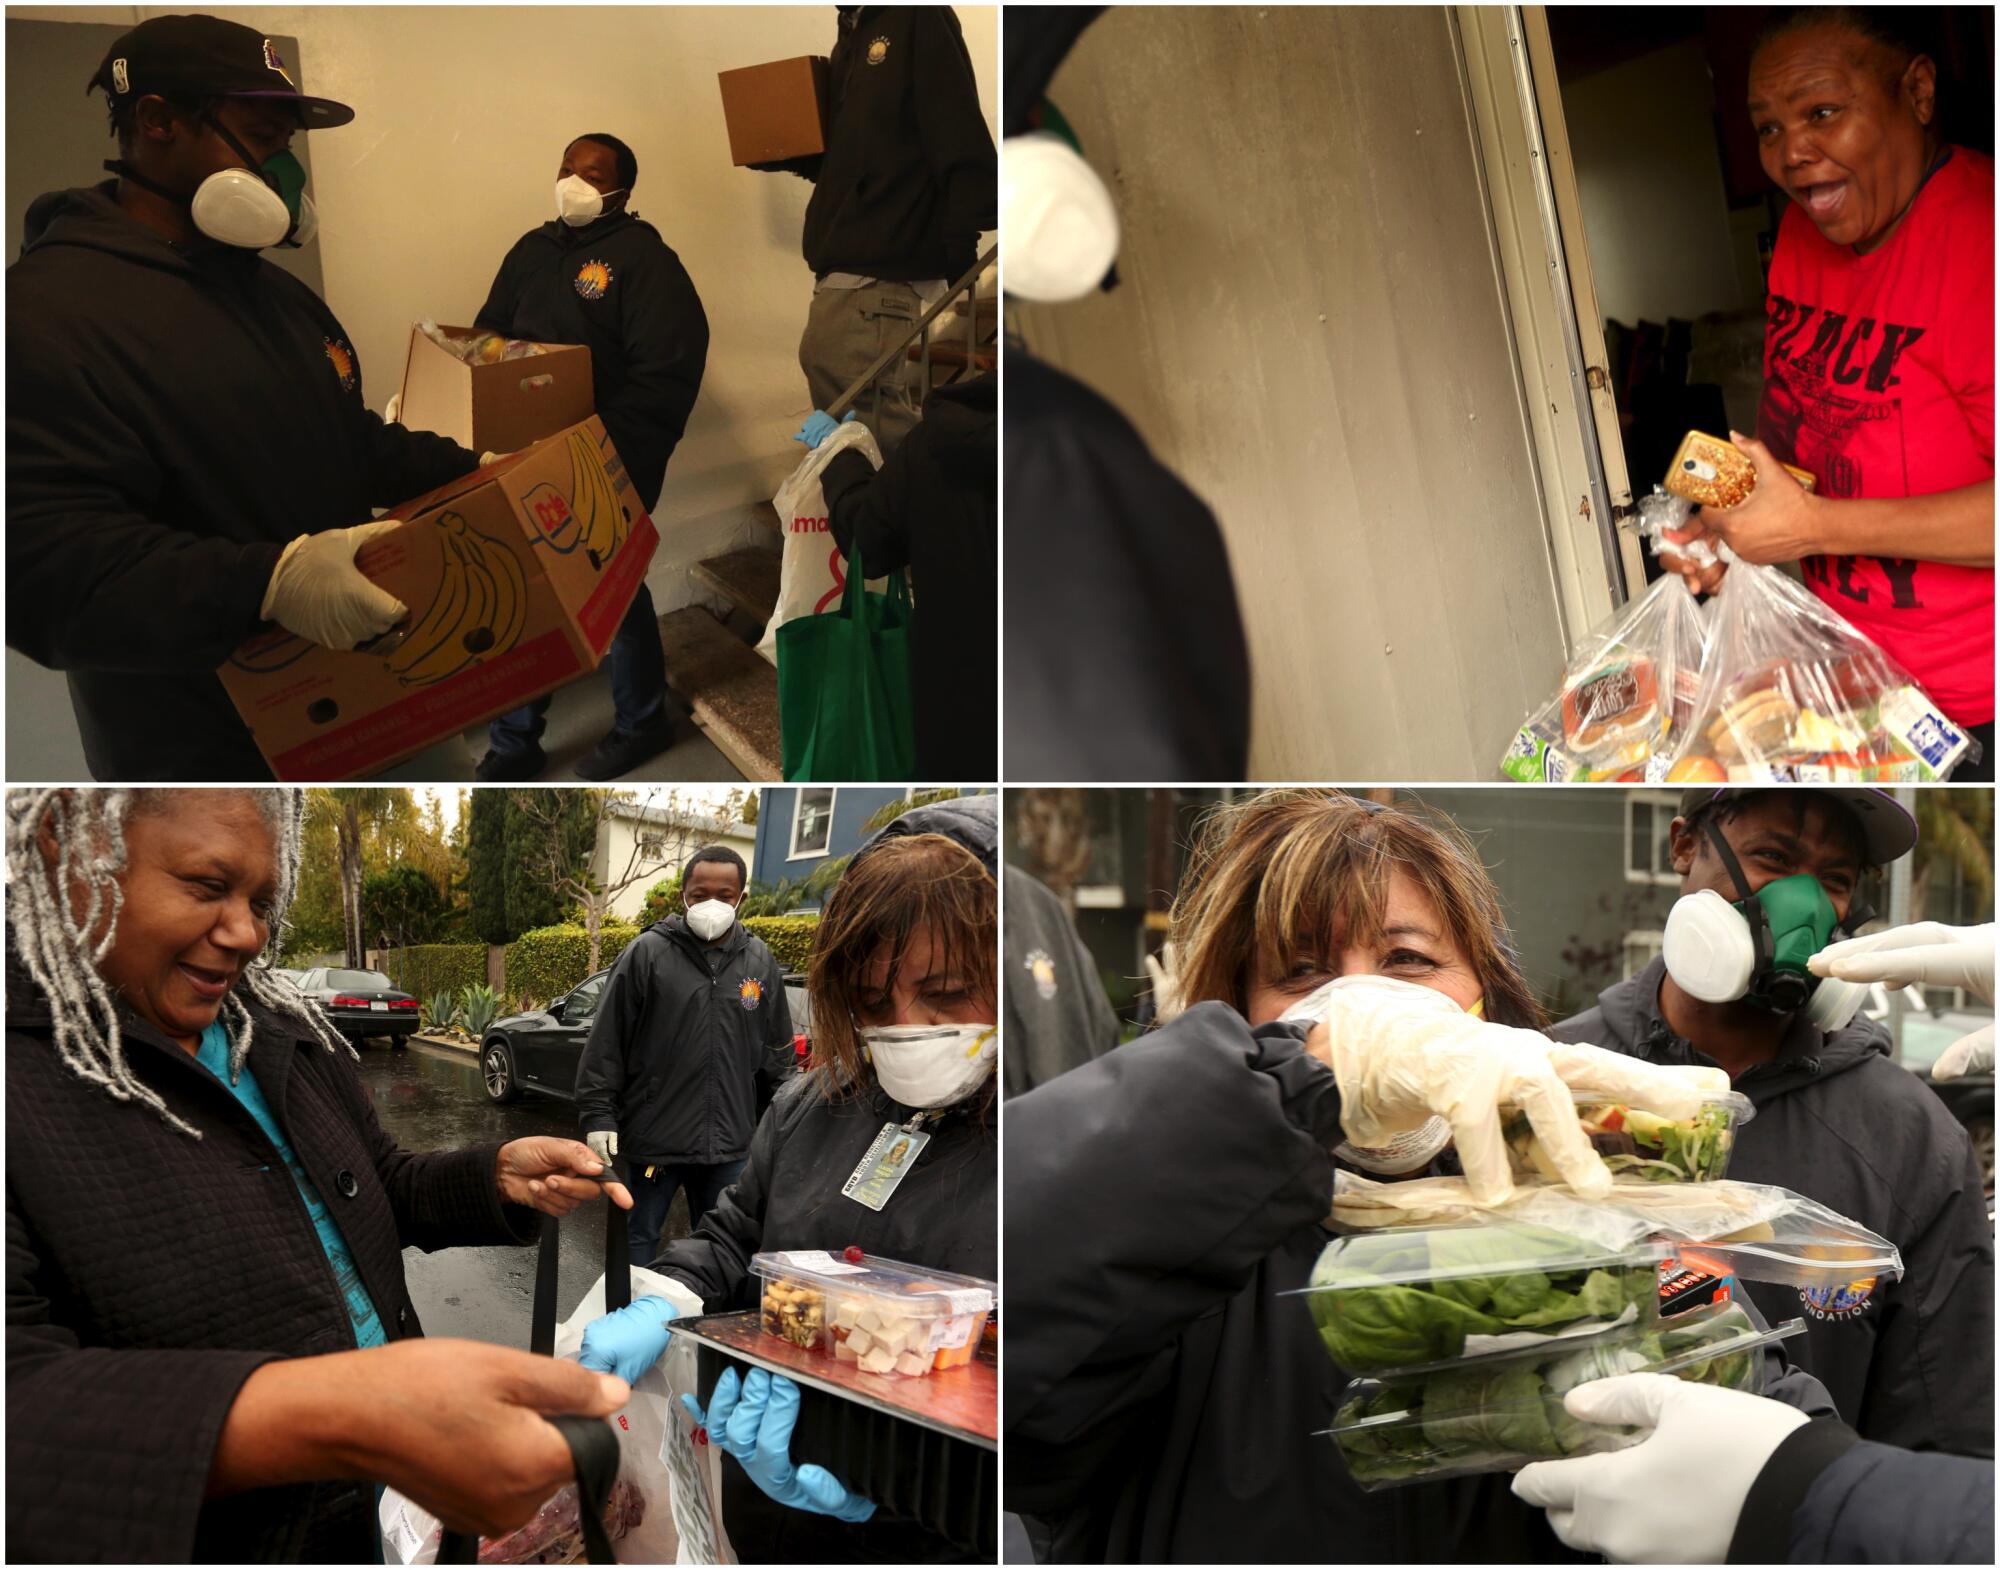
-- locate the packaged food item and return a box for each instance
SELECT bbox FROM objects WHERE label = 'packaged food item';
[1293,1223,1663,1375]
[1500,1090,1753,1185]
[1665,430,1818,510]
[1501,572,1707,783]
[750,1249,995,1378]
[1325,1299,1803,1489]
[1662,562,1975,781]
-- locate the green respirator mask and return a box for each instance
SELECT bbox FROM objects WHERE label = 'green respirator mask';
[1660,820,1871,1027]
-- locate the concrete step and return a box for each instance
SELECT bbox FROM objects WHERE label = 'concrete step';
[691,545,781,627]
[657,606,781,782]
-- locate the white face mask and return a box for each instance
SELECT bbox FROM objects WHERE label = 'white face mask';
[684,898,736,942]
[1279,974,1458,1176]
[556,172,624,227]
[861,1023,998,1109]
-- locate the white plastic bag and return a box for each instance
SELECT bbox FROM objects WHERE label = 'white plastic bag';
[756,421,884,665]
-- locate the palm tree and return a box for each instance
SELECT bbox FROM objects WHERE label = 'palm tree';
[305,788,404,967]
[1912,790,1993,922]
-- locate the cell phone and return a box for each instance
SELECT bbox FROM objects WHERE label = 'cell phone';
[1664,431,1817,510]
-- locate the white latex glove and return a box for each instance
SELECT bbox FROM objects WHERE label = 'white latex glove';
[1933,1024,1996,1081]
[260,518,408,649]
[1297,977,1729,1203]
[479,450,511,467]
[383,392,402,424]
[1811,921,1995,1002]
[1512,1373,1809,1564]
[586,1130,619,1164]
[1144,942,1183,1025]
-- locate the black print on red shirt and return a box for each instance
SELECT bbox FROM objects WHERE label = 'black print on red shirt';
[1759,293,1927,610]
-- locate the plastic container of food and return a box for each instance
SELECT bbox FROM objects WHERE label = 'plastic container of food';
[1292,1222,1665,1377]
[1664,1192,1904,1295]
[750,1249,996,1378]
[1324,1298,1805,1489]
[1501,1090,1754,1185]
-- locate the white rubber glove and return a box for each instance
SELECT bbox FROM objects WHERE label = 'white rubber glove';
[586,1130,619,1164]
[1813,922,1996,1080]
[1512,1373,1809,1564]
[384,392,402,424]
[1144,942,1183,1025]
[1932,1024,1996,1081]
[261,519,408,649]
[480,451,511,467]
[1299,977,1729,1203]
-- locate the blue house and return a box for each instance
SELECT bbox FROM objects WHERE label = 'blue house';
[752,788,989,911]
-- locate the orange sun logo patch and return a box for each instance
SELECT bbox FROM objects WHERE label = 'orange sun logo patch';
[574,260,613,300]
[323,337,357,391]
[738,978,763,1011]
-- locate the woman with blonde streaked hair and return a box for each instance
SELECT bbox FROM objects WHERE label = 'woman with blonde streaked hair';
[575,797,999,1564]
[1002,788,1792,1564]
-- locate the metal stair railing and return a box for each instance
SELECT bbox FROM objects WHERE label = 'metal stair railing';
[827,242,998,426]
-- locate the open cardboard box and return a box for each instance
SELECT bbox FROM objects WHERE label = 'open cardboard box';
[717,55,829,165]
[219,416,656,781]
[397,324,594,456]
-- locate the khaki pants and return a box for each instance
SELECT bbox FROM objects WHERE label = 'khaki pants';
[800,281,925,454]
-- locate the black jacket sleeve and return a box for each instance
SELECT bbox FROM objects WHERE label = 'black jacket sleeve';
[824,442,911,576]
[6,315,283,673]
[755,950,796,1109]
[7,1188,279,1562]
[910,10,999,240]
[356,407,479,510]
[649,1093,780,1308]
[474,245,525,337]
[598,249,709,507]
[576,943,650,1138]
[1004,1005,1341,1518]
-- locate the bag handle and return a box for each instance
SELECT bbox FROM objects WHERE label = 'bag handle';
[435,1412,623,1565]
[531,1158,631,1355]
[836,536,912,618]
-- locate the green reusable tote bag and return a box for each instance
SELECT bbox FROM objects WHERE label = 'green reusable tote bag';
[777,539,917,780]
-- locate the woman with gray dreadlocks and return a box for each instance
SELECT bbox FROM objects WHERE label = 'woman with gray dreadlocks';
[7,788,637,1563]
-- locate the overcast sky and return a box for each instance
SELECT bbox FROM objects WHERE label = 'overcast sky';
[425,786,752,834]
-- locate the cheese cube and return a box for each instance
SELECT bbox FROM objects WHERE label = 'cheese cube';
[845,1327,873,1357]
[857,1308,884,1334]
[894,1352,930,1377]
[833,1299,861,1331]
[858,1345,897,1374]
[834,1339,859,1362]
[874,1322,911,1357]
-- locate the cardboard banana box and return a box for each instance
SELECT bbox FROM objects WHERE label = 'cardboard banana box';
[219,416,656,780]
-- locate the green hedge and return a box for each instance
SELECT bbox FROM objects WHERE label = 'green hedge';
[505,923,641,1007]
[744,915,817,974]
[378,944,486,1003]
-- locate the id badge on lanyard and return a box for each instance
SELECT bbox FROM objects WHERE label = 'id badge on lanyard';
[841,1114,932,1212]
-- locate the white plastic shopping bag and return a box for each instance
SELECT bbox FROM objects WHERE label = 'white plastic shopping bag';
[756,420,884,665]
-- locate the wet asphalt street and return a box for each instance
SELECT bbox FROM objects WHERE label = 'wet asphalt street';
[355,1041,694,1349]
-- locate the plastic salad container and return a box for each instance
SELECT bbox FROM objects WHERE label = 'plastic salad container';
[1501,1090,1754,1185]
[1663,1192,1904,1295]
[1294,1222,1664,1376]
[1325,1298,1804,1489]
[751,1249,996,1377]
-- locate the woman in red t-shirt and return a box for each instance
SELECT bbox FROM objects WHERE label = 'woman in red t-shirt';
[1665,12,1995,776]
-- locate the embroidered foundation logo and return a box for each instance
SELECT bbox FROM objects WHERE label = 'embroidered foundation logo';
[574,259,613,300]
[1801,1275,1879,1321]
[738,977,764,1011]
[867,36,891,65]
[1024,948,1058,1001]
[323,336,357,391]
[261,39,296,86]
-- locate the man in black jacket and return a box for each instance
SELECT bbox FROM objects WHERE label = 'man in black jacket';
[756,6,995,452]
[7,14,480,780]
[575,846,793,1264]
[1552,787,1994,1457]
[469,132,710,781]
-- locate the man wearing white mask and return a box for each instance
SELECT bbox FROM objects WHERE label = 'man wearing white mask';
[8,13,483,780]
[1552,787,1993,1458]
[575,845,793,1265]
[466,132,709,781]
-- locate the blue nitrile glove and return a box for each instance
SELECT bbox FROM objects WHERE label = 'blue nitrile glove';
[679,1367,876,1523]
[793,409,858,449]
[577,1295,678,1385]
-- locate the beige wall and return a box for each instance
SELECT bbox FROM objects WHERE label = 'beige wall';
[17,4,997,541]
[1011,6,1566,779]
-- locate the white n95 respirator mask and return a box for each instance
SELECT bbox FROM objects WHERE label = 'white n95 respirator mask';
[684,899,737,942]
[862,1023,998,1109]
[1001,112,1119,304]
[1661,820,1869,1031]
[557,173,624,227]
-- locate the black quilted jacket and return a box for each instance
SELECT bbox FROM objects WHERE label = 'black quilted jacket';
[6,979,538,1563]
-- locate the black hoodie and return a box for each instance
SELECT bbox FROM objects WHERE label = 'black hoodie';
[475,209,708,512]
[1553,956,1994,1457]
[6,183,479,781]
[822,375,996,778]
[796,6,997,281]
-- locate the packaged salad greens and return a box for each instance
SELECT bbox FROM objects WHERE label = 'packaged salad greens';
[1324,1299,1803,1489]
[1294,1223,1664,1376]
[1500,1089,1753,1185]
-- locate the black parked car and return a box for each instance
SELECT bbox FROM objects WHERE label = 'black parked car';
[1902,1009,1995,1200]
[295,966,420,1047]
[481,969,813,1105]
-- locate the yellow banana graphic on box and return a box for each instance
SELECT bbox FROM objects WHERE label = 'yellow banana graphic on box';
[386,511,529,688]
[567,428,631,565]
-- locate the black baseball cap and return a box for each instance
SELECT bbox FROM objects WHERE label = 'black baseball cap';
[1678,787,1919,867]
[88,14,354,129]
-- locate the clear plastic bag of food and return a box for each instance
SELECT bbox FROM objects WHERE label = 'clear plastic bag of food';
[1632,485,1730,571]
[1500,571,1708,783]
[379,1478,647,1565]
[1663,560,1976,782]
